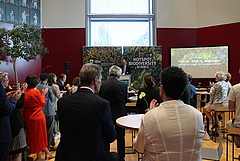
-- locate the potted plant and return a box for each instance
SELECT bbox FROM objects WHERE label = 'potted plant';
[0,24,48,89]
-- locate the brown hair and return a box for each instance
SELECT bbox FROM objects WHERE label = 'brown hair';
[144,75,155,87]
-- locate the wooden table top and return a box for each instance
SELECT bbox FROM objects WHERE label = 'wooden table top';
[196,91,210,95]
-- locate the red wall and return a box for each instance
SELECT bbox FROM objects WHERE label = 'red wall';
[156,22,240,86]
[197,22,240,85]
[42,28,86,83]
[2,22,240,86]
[0,22,42,85]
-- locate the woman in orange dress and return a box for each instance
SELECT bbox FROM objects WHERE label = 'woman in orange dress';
[23,75,54,161]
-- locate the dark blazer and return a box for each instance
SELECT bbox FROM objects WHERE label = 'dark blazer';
[99,77,128,121]
[136,86,161,114]
[0,84,17,143]
[55,88,116,161]
[120,65,131,75]
[181,84,191,105]
[6,89,25,139]
[56,80,64,91]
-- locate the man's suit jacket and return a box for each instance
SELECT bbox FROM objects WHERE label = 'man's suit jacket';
[120,65,131,75]
[56,80,64,91]
[36,82,55,116]
[55,88,116,161]
[0,84,17,143]
[99,77,128,121]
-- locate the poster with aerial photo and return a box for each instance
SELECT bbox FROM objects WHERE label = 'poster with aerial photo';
[82,46,122,81]
[19,7,29,24]
[30,9,39,27]
[6,4,18,23]
[123,46,162,89]
[0,3,6,22]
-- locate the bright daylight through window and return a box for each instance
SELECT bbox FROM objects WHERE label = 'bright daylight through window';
[87,0,155,46]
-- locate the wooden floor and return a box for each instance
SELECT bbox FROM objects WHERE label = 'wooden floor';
[27,109,240,161]
[27,127,240,161]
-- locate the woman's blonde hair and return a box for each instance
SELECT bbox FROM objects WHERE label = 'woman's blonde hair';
[215,71,226,81]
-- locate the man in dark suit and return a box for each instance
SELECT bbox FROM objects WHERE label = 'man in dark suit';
[0,72,21,161]
[99,65,128,161]
[55,63,119,161]
[56,74,70,95]
[120,59,131,75]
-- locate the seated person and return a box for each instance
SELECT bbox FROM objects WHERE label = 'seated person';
[136,76,161,113]
[204,71,228,134]
[226,82,240,147]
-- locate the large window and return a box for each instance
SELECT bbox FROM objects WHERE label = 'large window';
[87,0,155,46]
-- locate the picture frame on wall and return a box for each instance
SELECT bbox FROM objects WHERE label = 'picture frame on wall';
[30,0,39,10]
[19,7,29,25]
[30,9,39,27]
[19,0,30,8]
[0,2,6,22]
[6,4,19,24]
[6,0,19,6]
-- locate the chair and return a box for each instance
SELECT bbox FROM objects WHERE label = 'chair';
[226,127,240,161]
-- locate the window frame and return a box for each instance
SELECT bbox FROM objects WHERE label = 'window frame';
[86,0,156,46]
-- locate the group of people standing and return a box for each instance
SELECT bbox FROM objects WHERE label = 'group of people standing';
[2,62,240,161]
[0,71,76,161]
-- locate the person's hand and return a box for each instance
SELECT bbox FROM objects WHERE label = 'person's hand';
[133,89,139,94]
[65,83,70,88]
[21,82,28,92]
[42,87,48,95]
[209,81,215,87]
[150,99,159,110]
[6,91,15,99]
[60,90,67,94]
[13,90,22,100]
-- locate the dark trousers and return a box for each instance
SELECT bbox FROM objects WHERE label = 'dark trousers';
[46,115,55,147]
[106,123,125,161]
[0,142,10,161]
[116,125,125,160]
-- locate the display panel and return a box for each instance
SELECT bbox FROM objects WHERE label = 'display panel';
[171,46,228,78]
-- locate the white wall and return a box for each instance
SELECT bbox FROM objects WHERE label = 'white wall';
[156,0,197,28]
[42,0,85,28]
[41,0,240,29]
[196,0,240,28]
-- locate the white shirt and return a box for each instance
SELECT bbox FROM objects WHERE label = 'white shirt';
[228,83,240,127]
[133,100,204,161]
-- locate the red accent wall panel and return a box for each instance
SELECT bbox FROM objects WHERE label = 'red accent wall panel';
[156,28,197,69]
[42,28,86,83]
[197,22,240,84]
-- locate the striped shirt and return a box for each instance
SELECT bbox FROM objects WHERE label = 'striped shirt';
[133,100,204,161]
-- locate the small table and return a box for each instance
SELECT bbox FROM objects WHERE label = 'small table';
[196,91,210,112]
[116,114,143,130]
[116,114,143,156]
[128,95,138,102]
